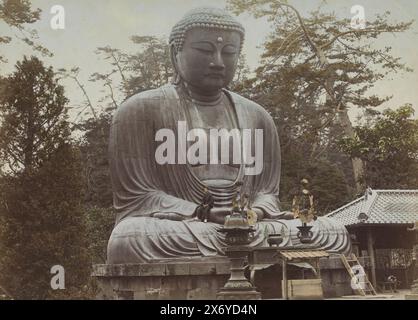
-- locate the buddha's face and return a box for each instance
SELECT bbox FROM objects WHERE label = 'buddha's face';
[174,27,241,93]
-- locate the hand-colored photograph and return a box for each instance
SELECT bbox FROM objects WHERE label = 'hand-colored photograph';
[0,0,417,303]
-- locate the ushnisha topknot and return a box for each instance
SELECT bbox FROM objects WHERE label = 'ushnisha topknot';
[169,7,245,53]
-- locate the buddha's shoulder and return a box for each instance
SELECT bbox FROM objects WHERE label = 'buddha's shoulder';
[114,86,171,119]
[120,87,167,109]
[227,91,274,122]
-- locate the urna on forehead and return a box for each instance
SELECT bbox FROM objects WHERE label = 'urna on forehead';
[169,6,245,52]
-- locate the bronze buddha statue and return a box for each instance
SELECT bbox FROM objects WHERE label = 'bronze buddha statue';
[107,7,350,263]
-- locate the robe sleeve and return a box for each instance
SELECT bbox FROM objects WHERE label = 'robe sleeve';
[237,98,285,218]
[109,90,198,225]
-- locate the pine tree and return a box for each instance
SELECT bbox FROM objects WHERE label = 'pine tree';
[228,0,412,202]
[0,56,90,299]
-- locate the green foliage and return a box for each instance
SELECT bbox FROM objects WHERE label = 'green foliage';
[0,57,90,299]
[0,146,91,299]
[77,113,113,207]
[340,105,418,189]
[308,160,352,214]
[85,206,115,264]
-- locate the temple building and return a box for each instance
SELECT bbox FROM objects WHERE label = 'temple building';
[326,189,418,291]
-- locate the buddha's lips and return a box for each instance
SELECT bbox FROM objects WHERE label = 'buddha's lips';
[206,73,225,78]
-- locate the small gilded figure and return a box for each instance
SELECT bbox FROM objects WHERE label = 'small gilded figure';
[231,191,241,214]
[246,205,258,226]
[292,178,317,224]
[240,193,249,214]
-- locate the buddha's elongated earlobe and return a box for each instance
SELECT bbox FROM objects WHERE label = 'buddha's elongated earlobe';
[170,43,182,85]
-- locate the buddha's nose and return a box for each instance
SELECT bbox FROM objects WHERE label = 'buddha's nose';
[210,52,225,70]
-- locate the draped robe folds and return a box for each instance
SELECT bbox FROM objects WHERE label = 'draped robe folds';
[107,84,351,263]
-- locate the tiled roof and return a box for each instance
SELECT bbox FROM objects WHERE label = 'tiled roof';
[326,189,418,226]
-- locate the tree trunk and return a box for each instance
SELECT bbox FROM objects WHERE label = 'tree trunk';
[338,109,365,194]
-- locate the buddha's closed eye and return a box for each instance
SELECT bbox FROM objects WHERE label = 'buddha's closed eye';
[191,43,214,53]
[222,45,237,54]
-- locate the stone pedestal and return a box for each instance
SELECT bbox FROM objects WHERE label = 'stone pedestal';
[92,258,230,300]
[92,255,362,299]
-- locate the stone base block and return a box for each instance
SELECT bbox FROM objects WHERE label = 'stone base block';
[92,258,230,300]
[217,289,261,300]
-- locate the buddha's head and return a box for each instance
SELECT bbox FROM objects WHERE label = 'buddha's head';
[169,7,245,94]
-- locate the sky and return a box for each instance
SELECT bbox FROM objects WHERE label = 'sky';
[1,0,418,122]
